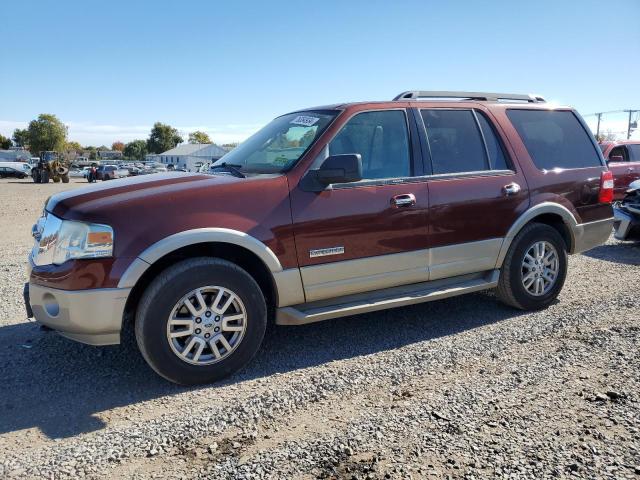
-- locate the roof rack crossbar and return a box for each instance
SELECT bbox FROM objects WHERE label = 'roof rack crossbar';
[393,91,546,103]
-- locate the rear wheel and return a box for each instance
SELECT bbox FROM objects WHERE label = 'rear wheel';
[135,257,267,385]
[40,170,49,183]
[496,223,567,310]
[61,173,69,183]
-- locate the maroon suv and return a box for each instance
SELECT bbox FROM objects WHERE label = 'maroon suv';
[25,91,614,384]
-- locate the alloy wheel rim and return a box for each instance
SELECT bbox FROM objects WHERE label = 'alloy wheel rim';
[166,286,247,365]
[521,241,559,296]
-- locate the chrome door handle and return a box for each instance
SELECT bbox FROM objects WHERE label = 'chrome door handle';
[627,167,635,172]
[503,182,521,196]
[391,193,416,207]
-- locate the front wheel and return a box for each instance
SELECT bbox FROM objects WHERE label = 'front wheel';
[496,223,567,310]
[135,257,267,385]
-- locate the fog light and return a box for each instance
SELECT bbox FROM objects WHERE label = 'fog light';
[43,293,60,317]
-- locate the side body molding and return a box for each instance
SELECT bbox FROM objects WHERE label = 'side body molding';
[118,228,306,307]
[495,202,578,267]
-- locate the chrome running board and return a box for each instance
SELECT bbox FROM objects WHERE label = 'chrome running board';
[276,270,500,326]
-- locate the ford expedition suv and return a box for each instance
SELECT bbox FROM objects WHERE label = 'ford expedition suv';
[25,91,614,385]
[599,141,640,199]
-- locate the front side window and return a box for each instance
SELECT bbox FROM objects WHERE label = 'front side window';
[329,110,411,179]
[506,109,602,170]
[212,110,337,173]
[421,109,488,174]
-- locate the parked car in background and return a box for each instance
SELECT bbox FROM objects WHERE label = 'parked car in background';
[599,141,640,199]
[613,179,640,241]
[0,166,28,179]
[96,164,129,181]
[0,162,32,178]
[25,91,613,385]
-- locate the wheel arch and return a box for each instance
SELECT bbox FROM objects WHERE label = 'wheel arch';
[119,229,304,327]
[496,202,578,267]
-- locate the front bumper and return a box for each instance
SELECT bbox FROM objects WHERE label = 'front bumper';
[572,217,614,254]
[26,282,131,345]
[613,208,640,241]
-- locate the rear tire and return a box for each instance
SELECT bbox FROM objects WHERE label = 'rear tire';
[61,174,69,183]
[135,257,267,385]
[496,223,567,310]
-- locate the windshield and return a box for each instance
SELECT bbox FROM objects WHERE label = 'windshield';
[212,110,338,173]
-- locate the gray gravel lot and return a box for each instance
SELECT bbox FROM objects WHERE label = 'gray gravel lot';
[0,178,638,479]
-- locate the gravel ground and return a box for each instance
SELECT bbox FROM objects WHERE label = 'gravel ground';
[0,177,638,479]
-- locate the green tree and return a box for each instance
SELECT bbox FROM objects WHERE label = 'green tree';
[147,122,183,154]
[27,114,68,154]
[112,141,125,152]
[188,131,212,144]
[84,146,97,160]
[0,134,11,149]
[65,141,83,153]
[123,139,148,159]
[12,128,29,148]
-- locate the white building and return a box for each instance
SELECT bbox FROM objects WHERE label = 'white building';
[158,143,228,172]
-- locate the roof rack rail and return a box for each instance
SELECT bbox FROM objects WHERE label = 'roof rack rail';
[393,91,546,103]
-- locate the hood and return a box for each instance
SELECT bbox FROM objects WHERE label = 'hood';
[48,172,245,218]
[46,172,293,259]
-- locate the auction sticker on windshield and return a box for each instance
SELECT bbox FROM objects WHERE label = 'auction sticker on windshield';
[290,115,319,126]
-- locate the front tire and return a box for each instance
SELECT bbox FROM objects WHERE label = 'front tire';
[135,257,267,385]
[496,223,567,310]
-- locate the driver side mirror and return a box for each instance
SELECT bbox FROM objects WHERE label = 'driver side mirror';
[301,154,363,192]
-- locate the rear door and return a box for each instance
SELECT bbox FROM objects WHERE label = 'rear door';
[626,144,640,186]
[415,107,530,280]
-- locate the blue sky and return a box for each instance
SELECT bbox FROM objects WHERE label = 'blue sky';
[1,0,639,145]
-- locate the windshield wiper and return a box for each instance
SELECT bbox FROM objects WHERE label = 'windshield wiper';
[210,162,245,178]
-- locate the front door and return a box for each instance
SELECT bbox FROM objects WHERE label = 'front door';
[416,107,530,280]
[289,109,429,302]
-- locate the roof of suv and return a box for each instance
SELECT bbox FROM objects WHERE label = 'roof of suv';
[293,91,568,114]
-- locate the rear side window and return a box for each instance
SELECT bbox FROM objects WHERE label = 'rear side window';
[506,110,602,170]
[475,112,509,170]
[421,109,488,174]
[627,144,640,161]
[609,146,629,162]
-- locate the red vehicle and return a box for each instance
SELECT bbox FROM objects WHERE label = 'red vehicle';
[25,91,614,385]
[599,140,640,199]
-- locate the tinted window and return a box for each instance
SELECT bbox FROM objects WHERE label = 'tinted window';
[627,144,640,161]
[476,112,509,170]
[506,110,602,170]
[329,110,410,179]
[609,146,629,162]
[421,109,488,174]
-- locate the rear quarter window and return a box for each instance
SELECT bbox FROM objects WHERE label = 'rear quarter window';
[506,110,602,170]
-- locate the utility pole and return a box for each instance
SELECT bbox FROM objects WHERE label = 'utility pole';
[595,113,602,138]
[625,110,638,140]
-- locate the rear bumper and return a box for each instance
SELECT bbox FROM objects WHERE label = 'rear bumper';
[572,217,614,253]
[27,282,130,345]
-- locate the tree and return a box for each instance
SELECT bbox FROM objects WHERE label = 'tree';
[0,134,11,149]
[188,131,212,144]
[112,141,125,152]
[147,122,183,154]
[65,141,83,153]
[123,139,148,160]
[27,114,67,154]
[12,128,29,148]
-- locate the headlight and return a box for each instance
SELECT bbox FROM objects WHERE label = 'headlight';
[31,213,114,266]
